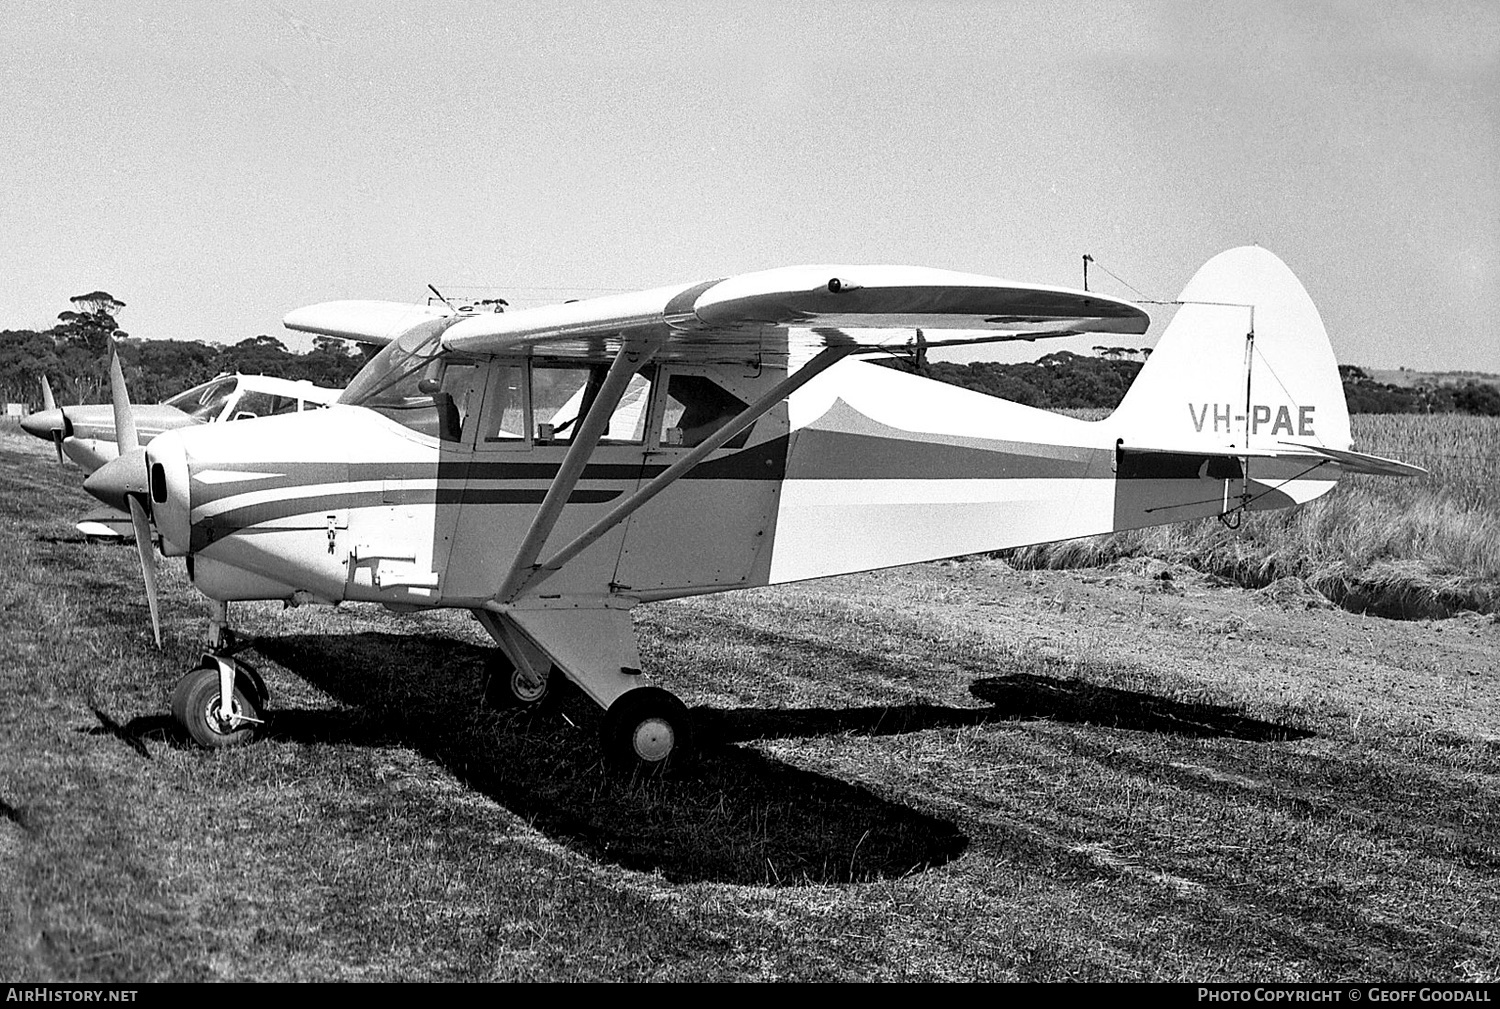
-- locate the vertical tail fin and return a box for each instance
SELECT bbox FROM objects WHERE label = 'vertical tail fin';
[1106,247,1354,528]
[1110,246,1351,455]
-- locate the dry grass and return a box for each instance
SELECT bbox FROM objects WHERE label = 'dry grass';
[1007,414,1500,617]
[1,425,1496,981]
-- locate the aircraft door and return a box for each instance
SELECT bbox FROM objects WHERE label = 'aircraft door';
[438,359,655,604]
[613,365,787,595]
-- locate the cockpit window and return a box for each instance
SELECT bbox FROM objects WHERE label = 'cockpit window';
[340,332,486,441]
[532,364,651,444]
[339,325,444,410]
[165,377,238,422]
[659,374,751,448]
[230,391,299,420]
[479,364,527,443]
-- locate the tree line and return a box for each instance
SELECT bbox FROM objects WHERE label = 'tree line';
[1337,365,1500,416]
[0,293,371,407]
[3,293,1496,416]
[877,353,1500,416]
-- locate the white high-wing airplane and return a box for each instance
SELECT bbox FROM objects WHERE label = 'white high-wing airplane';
[22,372,342,539]
[82,247,1420,771]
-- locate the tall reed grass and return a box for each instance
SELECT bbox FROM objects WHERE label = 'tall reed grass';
[1003,414,1500,616]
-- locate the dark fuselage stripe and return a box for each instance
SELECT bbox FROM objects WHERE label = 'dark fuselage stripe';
[191,487,621,550]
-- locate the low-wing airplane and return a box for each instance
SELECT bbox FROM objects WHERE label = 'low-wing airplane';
[22,372,342,539]
[82,247,1421,771]
[22,372,343,472]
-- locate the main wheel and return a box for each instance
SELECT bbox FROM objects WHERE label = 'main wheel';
[170,664,261,748]
[482,652,552,709]
[601,687,692,774]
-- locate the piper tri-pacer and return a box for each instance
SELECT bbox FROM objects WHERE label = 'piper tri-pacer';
[82,247,1420,771]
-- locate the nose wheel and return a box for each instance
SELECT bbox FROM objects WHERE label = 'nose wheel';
[602,687,692,774]
[170,658,266,748]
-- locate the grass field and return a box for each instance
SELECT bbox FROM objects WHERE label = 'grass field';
[1,425,1496,981]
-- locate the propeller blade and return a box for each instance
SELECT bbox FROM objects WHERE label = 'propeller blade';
[127,495,162,648]
[52,430,64,464]
[108,341,139,455]
[40,375,56,412]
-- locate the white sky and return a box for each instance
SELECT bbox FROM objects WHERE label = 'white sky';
[3,0,1496,370]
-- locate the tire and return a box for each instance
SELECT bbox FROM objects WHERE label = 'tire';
[601,687,692,774]
[170,664,261,748]
[482,652,551,709]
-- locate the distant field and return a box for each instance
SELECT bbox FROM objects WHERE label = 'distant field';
[1009,413,1500,618]
[1,426,1496,981]
[1365,368,1500,390]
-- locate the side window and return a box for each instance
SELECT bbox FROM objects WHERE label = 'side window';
[431,362,485,443]
[229,391,294,420]
[658,374,751,449]
[478,363,527,445]
[532,363,652,445]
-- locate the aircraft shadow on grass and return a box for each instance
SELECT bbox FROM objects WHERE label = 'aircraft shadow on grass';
[966,673,1315,743]
[90,629,1314,881]
[120,631,969,886]
[87,631,1309,886]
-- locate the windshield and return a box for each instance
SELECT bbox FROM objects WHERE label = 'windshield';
[164,377,238,421]
[339,325,484,439]
[339,326,444,409]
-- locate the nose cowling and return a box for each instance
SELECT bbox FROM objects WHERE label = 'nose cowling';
[83,446,149,512]
[145,431,192,557]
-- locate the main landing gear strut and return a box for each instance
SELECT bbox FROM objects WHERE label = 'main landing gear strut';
[169,600,267,748]
[165,598,692,772]
[473,608,693,774]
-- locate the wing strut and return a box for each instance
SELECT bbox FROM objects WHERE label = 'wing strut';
[504,345,859,603]
[495,333,666,602]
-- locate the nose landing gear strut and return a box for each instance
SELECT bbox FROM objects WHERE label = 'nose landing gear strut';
[170,600,268,748]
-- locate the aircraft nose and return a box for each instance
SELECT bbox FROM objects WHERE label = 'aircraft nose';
[20,408,65,440]
[83,446,150,512]
[145,433,191,557]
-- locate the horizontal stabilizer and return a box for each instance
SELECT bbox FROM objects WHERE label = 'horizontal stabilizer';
[1277,442,1427,477]
[1120,441,1426,478]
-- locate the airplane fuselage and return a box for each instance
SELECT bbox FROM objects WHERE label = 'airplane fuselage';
[143,358,1330,612]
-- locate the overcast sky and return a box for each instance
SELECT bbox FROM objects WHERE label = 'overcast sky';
[4,1,1496,370]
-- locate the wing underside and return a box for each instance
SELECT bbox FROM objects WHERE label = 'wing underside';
[286,265,1149,365]
[445,266,1148,363]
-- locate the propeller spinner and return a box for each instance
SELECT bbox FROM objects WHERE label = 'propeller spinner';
[20,375,68,464]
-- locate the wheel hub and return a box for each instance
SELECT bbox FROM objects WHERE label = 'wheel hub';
[631,717,675,763]
[511,667,547,703]
[204,697,243,735]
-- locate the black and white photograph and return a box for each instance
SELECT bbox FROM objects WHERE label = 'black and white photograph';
[1,0,1496,984]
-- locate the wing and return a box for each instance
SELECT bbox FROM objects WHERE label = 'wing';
[433,265,1148,363]
[283,300,454,347]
